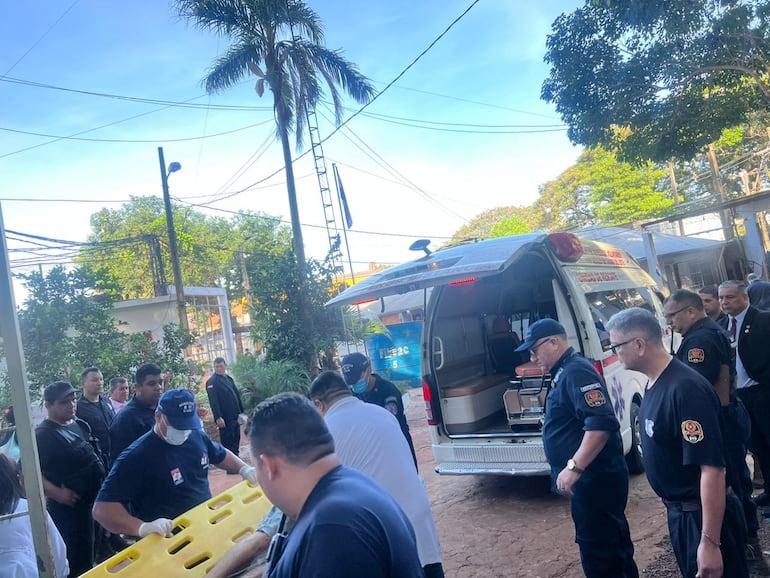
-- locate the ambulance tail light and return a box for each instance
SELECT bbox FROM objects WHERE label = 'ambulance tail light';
[448,277,477,286]
[422,379,437,425]
[353,298,377,306]
[592,360,604,377]
[547,232,584,262]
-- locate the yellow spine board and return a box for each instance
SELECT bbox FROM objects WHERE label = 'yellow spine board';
[82,481,272,577]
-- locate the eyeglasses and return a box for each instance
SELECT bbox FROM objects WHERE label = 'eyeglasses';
[529,337,553,358]
[663,305,690,321]
[609,337,640,354]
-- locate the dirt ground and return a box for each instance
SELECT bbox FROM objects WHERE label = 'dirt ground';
[210,389,770,577]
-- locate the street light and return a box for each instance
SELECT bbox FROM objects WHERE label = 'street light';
[158,147,188,331]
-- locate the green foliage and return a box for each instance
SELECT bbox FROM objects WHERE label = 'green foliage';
[541,0,770,163]
[17,266,199,397]
[0,370,10,415]
[229,356,309,413]
[18,266,128,393]
[450,146,674,239]
[447,206,534,246]
[489,215,531,238]
[83,196,233,299]
[533,147,672,228]
[176,0,375,150]
[237,215,344,366]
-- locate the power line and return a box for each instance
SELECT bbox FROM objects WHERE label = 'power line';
[326,157,489,210]
[355,115,568,134]
[318,106,470,223]
[3,0,81,76]
[321,0,484,136]
[216,0,485,201]
[0,119,271,144]
[0,75,272,111]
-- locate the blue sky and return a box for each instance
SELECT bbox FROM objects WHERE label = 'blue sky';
[0,0,583,292]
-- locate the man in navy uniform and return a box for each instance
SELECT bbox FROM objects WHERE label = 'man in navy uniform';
[664,290,760,566]
[516,319,638,577]
[607,307,748,578]
[205,357,245,456]
[109,363,164,460]
[94,388,256,538]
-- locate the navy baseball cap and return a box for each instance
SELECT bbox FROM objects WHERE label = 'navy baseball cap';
[341,352,370,385]
[157,389,201,430]
[44,381,77,402]
[515,319,567,352]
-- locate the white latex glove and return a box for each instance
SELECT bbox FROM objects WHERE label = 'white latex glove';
[138,518,174,538]
[239,465,258,484]
[238,413,248,425]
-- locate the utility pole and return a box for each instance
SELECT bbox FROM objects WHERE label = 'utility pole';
[706,145,734,240]
[158,147,188,331]
[0,203,56,577]
[668,161,685,236]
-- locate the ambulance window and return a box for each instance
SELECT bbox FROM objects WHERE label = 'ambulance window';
[585,288,656,350]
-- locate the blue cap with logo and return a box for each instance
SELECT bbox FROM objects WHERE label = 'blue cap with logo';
[157,388,201,430]
[515,319,567,352]
[341,352,371,385]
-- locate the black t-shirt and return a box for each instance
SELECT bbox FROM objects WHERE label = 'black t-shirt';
[639,358,724,502]
[109,397,156,460]
[542,348,625,486]
[36,418,106,500]
[676,317,734,387]
[358,375,417,469]
[76,394,115,461]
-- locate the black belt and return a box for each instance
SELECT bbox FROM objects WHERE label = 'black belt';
[662,499,700,512]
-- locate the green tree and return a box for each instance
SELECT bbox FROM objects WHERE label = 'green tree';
[176,0,375,368]
[533,147,672,229]
[541,0,770,163]
[18,267,131,392]
[83,196,233,299]
[448,206,534,245]
[235,213,344,366]
[17,266,197,396]
[489,215,531,238]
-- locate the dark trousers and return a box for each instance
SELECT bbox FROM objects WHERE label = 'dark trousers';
[219,418,241,456]
[666,495,748,578]
[49,501,95,576]
[570,476,638,578]
[736,385,770,493]
[722,399,759,537]
[423,562,444,578]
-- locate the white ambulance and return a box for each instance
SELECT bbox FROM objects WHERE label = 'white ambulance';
[328,232,673,476]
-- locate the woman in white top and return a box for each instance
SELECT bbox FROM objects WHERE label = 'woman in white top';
[0,454,69,577]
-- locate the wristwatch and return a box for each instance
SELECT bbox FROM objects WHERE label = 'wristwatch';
[566,458,584,474]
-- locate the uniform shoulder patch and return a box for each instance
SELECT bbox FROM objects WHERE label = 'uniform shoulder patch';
[584,389,606,407]
[687,348,705,363]
[681,420,704,443]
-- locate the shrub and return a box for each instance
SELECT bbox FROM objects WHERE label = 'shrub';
[231,356,309,413]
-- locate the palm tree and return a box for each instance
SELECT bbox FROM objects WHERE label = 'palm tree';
[177,0,375,366]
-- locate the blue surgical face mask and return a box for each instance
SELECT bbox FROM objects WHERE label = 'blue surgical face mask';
[351,378,368,394]
[163,425,192,446]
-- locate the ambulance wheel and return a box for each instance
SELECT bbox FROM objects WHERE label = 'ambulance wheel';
[626,400,645,474]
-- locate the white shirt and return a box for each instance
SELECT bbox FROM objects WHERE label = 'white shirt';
[0,499,69,578]
[325,395,442,566]
[731,307,759,390]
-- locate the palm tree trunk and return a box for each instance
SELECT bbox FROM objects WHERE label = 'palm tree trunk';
[277,113,316,370]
